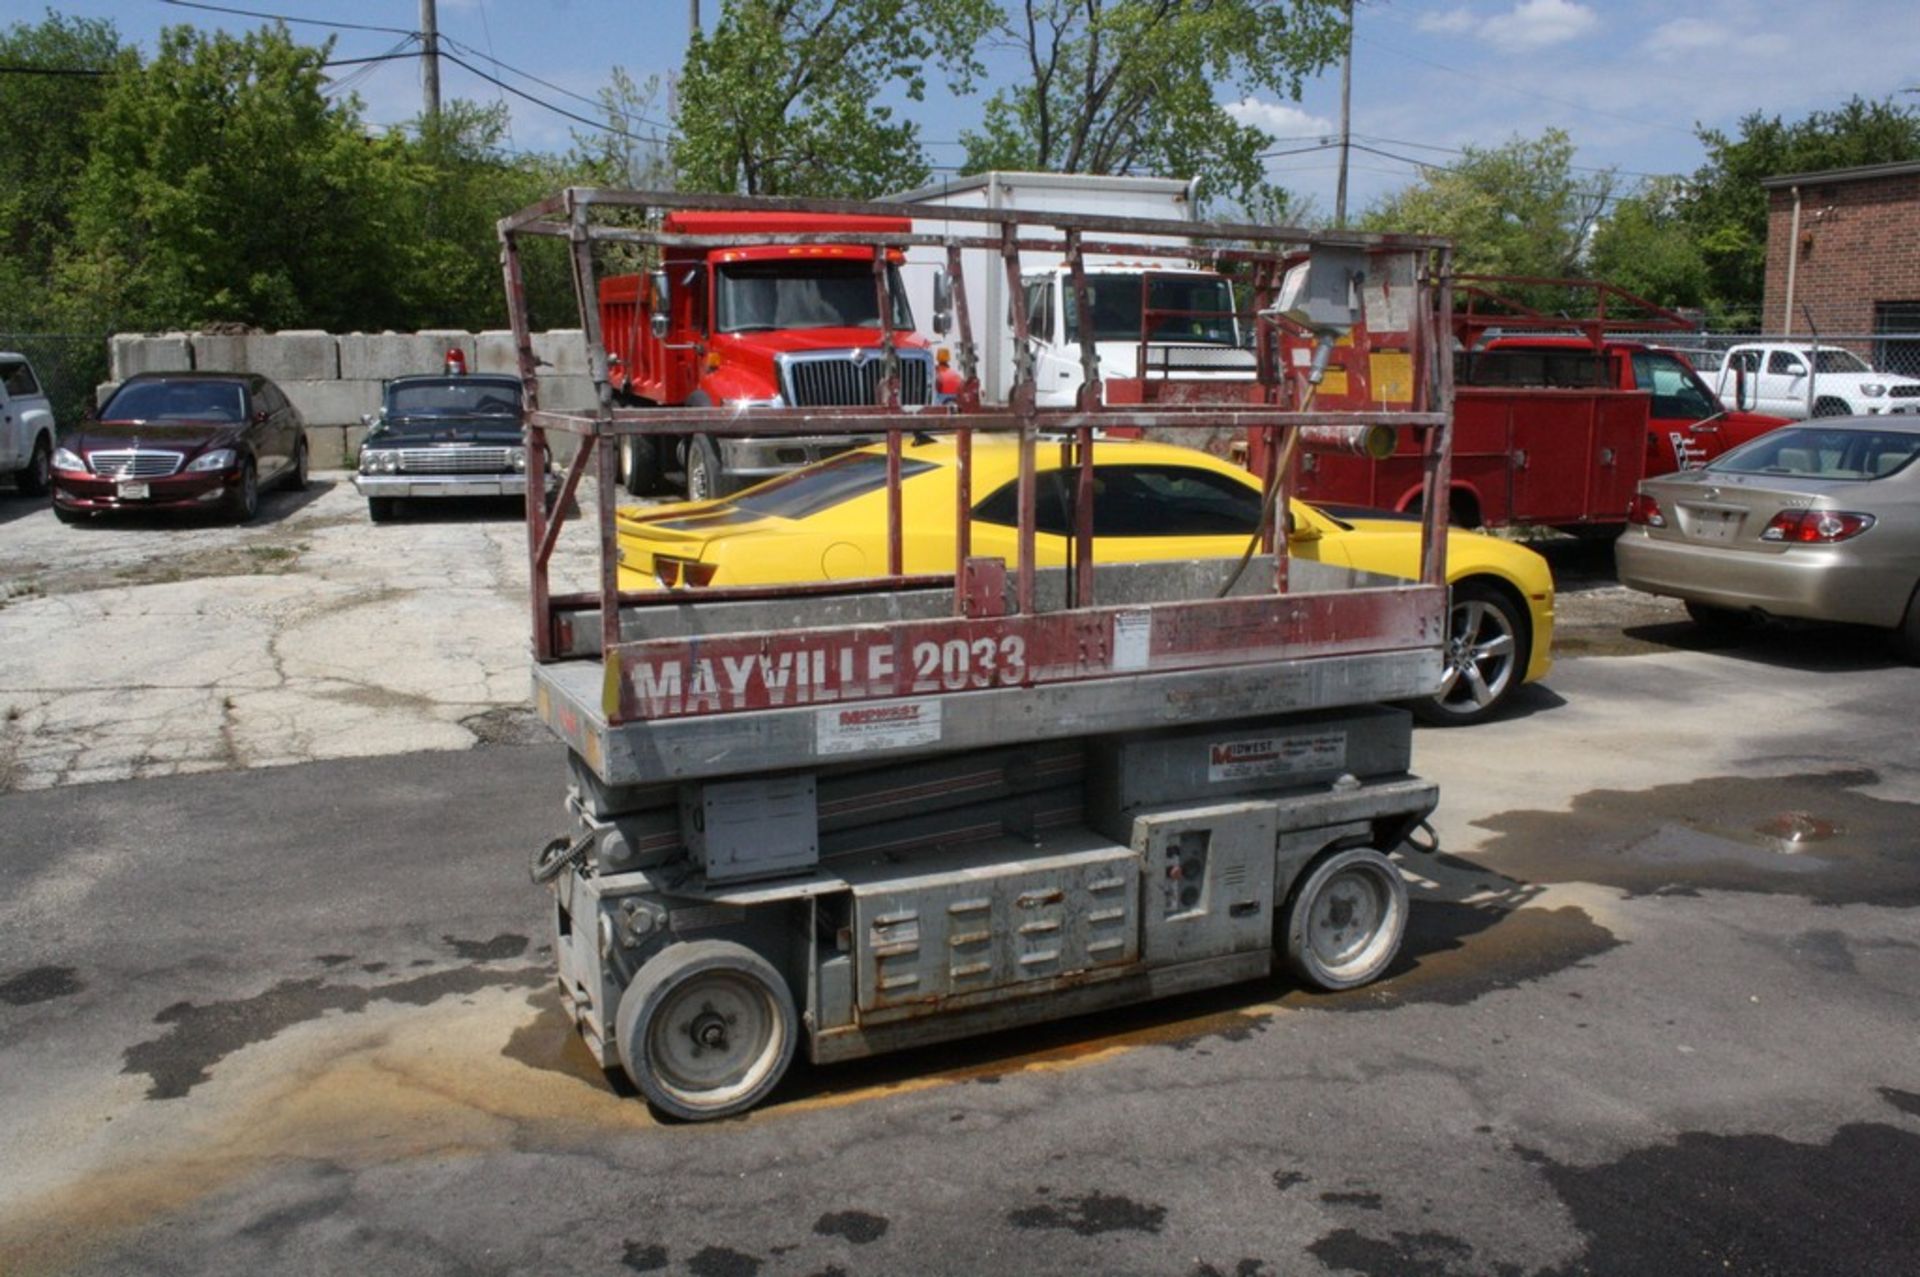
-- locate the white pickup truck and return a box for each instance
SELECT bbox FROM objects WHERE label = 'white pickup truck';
[1,351,56,496]
[1710,342,1920,419]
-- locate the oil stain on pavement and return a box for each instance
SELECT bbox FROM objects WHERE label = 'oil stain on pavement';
[1007,1190,1167,1236]
[0,965,84,1005]
[1469,770,1920,906]
[1309,1124,1920,1277]
[122,962,547,1098]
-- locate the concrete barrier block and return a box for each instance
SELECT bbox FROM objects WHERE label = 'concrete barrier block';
[189,334,248,374]
[109,333,193,380]
[282,379,381,427]
[303,422,373,470]
[339,331,477,382]
[96,382,119,411]
[536,375,600,413]
[189,332,338,381]
[476,331,521,374]
[533,329,590,375]
[255,331,338,381]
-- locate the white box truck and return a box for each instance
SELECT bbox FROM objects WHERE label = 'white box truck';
[890,172,1255,406]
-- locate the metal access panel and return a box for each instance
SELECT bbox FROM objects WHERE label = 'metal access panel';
[851,841,1140,1017]
[1089,706,1413,823]
[1131,801,1279,966]
[680,773,820,883]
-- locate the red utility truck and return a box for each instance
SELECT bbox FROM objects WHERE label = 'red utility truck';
[1286,277,1790,531]
[599,211,951,499]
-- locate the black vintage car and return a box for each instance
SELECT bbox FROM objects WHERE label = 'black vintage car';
[354,373,551,522]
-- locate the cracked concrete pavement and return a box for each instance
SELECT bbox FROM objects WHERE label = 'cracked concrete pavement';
[0,475,600,792]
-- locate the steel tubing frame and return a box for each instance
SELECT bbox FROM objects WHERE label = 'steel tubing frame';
[499,187,1456,706]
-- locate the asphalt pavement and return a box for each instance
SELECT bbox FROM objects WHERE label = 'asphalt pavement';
[2,483,1918,1275]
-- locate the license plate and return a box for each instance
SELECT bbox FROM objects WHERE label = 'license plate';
[1690,507,1741,542]
[117,481,150,500]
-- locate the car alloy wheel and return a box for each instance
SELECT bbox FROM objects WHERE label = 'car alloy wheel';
[1414,579,1523,727]
[230,459,259,523]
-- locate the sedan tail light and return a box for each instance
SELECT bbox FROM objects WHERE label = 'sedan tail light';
[1760,510,1876,544]
[1626,493,1666,527]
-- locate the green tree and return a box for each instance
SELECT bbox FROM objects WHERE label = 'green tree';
[0,12,121,327]
[1586,176,1709,311]
[1680,96,1920,325]
[396,99,587,331]
[1360,129,1615,279]
[960,0,1346,214]
[569,67,675,189]
[57,24,416,331]
[673,0,994,197]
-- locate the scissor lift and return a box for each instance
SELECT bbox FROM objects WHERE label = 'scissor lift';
[500,189,1457,1119]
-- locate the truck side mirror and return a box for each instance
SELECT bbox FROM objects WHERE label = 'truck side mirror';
[647,268,670,340]
[1734,365,1756,412]
[932,269,953,337]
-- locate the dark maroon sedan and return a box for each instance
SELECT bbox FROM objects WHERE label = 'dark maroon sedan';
[52,373,309,524]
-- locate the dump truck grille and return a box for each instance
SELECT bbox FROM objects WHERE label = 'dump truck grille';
[781,351,933,407]
[399,446,513,474]
[88,450,183,478]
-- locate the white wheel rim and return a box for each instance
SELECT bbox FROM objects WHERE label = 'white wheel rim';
[688,458,711,501]
[1306,864,1397,978]
[1435,597,1516,714]
[646,969,784,1109]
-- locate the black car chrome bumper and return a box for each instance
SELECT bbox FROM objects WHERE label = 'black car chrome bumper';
[354,473,556,498]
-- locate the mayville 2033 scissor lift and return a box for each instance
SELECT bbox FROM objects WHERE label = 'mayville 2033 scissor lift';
[499,188,1458,1120]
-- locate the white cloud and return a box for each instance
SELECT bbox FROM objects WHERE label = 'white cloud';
[1416,8,1478,35]
[1225,98,1336,140]
[1644,17,1789,62]
[1485,0,1598,51]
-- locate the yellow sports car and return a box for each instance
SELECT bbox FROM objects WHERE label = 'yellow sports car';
[615,437,1554,725]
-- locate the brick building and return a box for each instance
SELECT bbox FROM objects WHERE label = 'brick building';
[1761,160,1920,369]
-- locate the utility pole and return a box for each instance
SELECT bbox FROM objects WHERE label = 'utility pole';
[690,0,701,37]
[1334,0,1353,229]
[420,0,441,125]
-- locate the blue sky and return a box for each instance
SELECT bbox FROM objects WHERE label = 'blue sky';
[21,0,1920,216]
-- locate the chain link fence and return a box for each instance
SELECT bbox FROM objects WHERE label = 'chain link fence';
[1619,330,1920,380]
[0,333,109,432]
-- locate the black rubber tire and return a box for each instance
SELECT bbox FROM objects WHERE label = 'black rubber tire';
[16,433,52,496]
[1812,398,1850,419]
[1891,584,1920,664]
[615,939,798,1121]
[685,433,733,502]
[1281,847,1409,991]
[368,497,399,523]
[1684,600,1756,635]
[227,458,259,524]
[53,503,83,525]
[621,435,661,497]
[1411,578,1528,727]
[286,436,309,491]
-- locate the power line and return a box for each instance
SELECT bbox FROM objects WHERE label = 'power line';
[436,50,673,146]
[157,0,415,37]
[438,34,676,132]
[1350,131,1670,180]
[1343,141,1633,207]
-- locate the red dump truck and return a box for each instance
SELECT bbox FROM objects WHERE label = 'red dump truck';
[598,211,952,499]
[1285,277,1790,531]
